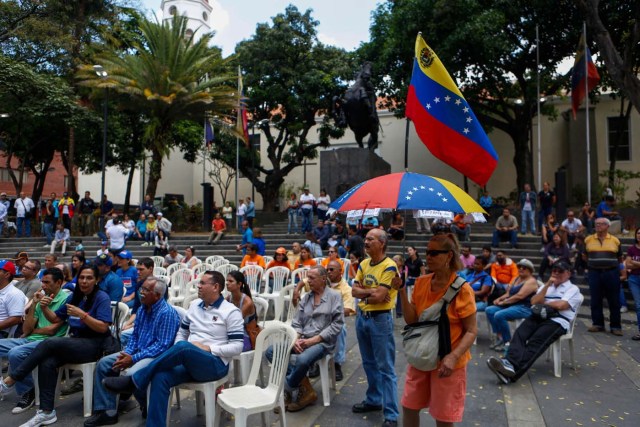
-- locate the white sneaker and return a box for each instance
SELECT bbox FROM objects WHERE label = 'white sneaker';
[19,409,57,427]
[42,244,50,248]
[0,376,14,396]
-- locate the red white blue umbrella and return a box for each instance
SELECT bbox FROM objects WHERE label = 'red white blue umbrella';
[328,172,486,218]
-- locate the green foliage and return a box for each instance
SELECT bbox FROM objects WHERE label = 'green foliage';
[598,169,640,203]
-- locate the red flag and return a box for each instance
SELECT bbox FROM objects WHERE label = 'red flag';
[571,33,600,119]
[237,68,249,146]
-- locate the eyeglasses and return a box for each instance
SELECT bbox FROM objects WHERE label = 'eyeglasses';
[426,249,450,257]
[595,222,608,226]
[139,286,155,293]
[199,280,216,286]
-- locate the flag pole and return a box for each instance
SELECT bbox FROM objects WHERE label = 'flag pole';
[202,117,206,184]
[404,118,410,171]
[235,66,241,230]
[536,24,542,192]
[584,21,592,203]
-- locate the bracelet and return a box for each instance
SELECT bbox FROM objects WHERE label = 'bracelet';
[81,312,89,321]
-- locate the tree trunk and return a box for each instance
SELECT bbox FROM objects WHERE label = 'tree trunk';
[66,127,78,200]
[608,98,632,189]
[123,157,137,214]
[256,173,285,212]
[512,131,533,193]
[145,147,163,200]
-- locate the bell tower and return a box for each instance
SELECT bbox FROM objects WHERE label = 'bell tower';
[161,0,212,41]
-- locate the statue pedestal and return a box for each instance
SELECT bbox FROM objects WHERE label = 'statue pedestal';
[320,148,391,200]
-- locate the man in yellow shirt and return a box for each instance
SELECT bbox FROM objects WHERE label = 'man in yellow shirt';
[351,228,399,427]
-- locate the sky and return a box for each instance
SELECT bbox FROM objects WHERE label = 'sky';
[140,0,380,56]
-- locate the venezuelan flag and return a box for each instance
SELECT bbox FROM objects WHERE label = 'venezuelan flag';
[405,34,498,186]
[571,33,600,119]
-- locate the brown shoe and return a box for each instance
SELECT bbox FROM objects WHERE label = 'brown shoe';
[588,326,604,333]
[286,377,317,412]
[611,330,623,337]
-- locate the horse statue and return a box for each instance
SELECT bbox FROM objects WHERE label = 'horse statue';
[332,62,380,151]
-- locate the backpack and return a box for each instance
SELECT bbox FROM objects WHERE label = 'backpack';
[401,276,466,372]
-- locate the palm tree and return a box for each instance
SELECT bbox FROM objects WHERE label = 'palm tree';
[77,14,237,198]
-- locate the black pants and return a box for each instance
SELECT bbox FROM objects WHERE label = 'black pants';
[10,337,105,411]
[507,318,566,382]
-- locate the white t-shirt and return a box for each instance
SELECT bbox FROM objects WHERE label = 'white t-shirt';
[237,203,246,216]
[0,283,26,332]
[15,197,35,218]
[561,218,583,233]
[316,195,331,210]
[299,193,315,210]
[107,224,128,249]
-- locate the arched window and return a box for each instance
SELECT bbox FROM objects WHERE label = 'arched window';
[203,12,208,21]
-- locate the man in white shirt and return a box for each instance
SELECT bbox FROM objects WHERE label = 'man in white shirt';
[0,199,7,237]
[15,192,35,237]
[560,210,585,246]
[155,213,172,238]
[299,187,316,233]
[50,223,70,256]
[106,218,128,252]
[0,260,26,338]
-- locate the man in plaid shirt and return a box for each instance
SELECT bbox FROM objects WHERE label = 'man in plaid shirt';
[85,276,180,426]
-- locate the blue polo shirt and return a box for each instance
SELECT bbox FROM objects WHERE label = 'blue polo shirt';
[99,271,124,302]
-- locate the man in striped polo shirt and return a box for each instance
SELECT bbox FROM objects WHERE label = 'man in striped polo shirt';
[103,270,244,425]
[585,218,623,336]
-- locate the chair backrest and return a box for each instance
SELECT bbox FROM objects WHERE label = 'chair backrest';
[263,266,291,295]
[341,258,351,280]
[240,265,264,295]
[211,258,230,269]
[263,255,274,265]
[151,256,165,268]
[216,263,239,277]
[290,267,310,286]
[111,302,130,331]
[281,284,298,324]
[182,292,200,309]
[185,278,199,295]
[205,255,225,265]
[565,293,585,338]
[191,263,212,279]
[247,321,297,392]
[166,262,187,277]
[171,269,193,296]
[153,266,167,277]
[253,296,269,327]
[313,257,324,266]
[157,274,170,288]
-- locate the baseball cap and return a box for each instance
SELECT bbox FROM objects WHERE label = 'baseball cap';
[0,192,6,196]
[516,258,535,272]
[117,249,133,260]
[156,212,163,217]
[101,240,108,245]
[0,260,16,275]
[94,254,113,267]
[551,260,572,272]
[276,247,287,255]
[13,251,28,262]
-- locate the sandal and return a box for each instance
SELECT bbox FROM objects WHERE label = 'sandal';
[632,333,640,341]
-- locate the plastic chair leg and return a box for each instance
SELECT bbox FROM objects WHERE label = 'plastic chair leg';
[553,342,562,378]
[81,364,95,417]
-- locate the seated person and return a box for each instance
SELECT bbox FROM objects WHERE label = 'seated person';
[320,247,345,274]
[596,195,623,221]
[459,245,476,276]
[303,232,323,258]
[450,213,470,242]
[266,247,291,270]
[359,216,379,237]
[313,220,331,250]
[559,210,584,246]
[207,213,227,245]
[487,260,581,383]
[268,266,343,412]
[293,247,317,270]
[0,260,25,338]
[50,223,70,256]
[115,250,138,308]
[0,268,68,415]
[86,276,179,425]
[240,244,266,269]
[490,250,518,290]
[15,260,42,300]
[431,217,451,235]
[225,271,259,352]
[181,246,201,269]
[466,257,493,312]
[485,259,539,352]
[252,228,266,255]
[539,234,570,281]
[163,246,183,267]
[492,208,518,248]
[103,271,244,427]
[386,212,405,241]
[481,246,496,271]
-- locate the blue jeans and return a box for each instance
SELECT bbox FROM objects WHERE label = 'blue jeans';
[476,301,487,312]
[492,230,517,247]
[288,210,299,234]
[43,223,55,244]
[450,224,470,241]
[521,210,536,234]
[356,311,398,421]
[301,209,313,233]
[120,329,133,348]
[335,326,347,365]
[485,304,532,343]
[0,338,38,395]
[16,217,31,237]
[538,207,552,231]
[236,215,243,229]
[628,275,640,331]
[267,342,328,389]
[132,341,228,427]
[588,268,621,330]
[93,352,154,412]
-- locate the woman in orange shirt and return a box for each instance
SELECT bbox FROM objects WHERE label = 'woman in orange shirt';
[266,247,291,270]
[320,247,344,274]
[397,234,477,427]
[294,247,317,269]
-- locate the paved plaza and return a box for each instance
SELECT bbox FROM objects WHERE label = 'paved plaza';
[2,310,639,427]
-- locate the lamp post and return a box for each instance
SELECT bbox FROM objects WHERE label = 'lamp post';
[93,65,108,228]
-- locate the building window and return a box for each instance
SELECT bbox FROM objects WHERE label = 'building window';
[169,6,177,15]
[607,116,630,161]
[0,168,28,183]
[203,12,208,21]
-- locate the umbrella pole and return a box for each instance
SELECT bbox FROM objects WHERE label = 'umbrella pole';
[404,118,410,171]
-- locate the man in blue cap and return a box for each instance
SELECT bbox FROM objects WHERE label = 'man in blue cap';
[94,254,124,303]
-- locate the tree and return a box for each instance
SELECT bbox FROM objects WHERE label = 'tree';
[359,0,582,191]
[77,14,238,199]
[214,5,351,211]
[575,0,640,115]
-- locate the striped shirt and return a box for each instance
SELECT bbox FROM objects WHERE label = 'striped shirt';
[178,295,244,365]
[585,233,621,269]
[126,298,180,363]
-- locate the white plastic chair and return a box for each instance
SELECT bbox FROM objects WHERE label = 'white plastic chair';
[151,255,165,268]
[165,374,230,427]
[253,296,269,328]
[546,293,584,377]
[205,255,225,265]
[216,263,239,277]
[216,322,297,427]
[182,292,200,309]
[210,258,230,269]
[168,269,193,306]
[259,267,291,317]
[341,258,351,281]
[153,266,168,277]
[317,353,337,406]
[262,255,274,265]
[166,262,187,277]
[191,263,213,279]
[290,267,310,286]
[240,265,265,296]
[265,284,296,328]
[313,257,324,266]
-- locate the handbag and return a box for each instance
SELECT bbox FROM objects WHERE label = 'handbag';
[530,304,569,322]
[401,276,466,372]
[245,319,262,350]
[19,199,33,218]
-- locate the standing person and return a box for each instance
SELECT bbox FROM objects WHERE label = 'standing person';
[57,192,75,230]
[207,213,227,245]
[236,198,246,229]
[537,182,556,232]
[0,265,113,427]
[398,234,477,427]
[78,191,97,236]
[140,194,155,217]
[316,189,331,222]
[585,218,623,336]
[245,196,255,228]
[100,195,114,231]
[519,183,537,235]
[15,192,35,238]
[235,220,253,255]
[222,201,233,231]
[625,228,640,341]
[106,217,128,254]
[350,229,399,426]
[299,187,316,233]
[102,271,244,427]
[286,193,300,235]
[42,198,57,248]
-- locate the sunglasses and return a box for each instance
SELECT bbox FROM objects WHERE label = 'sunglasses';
[426,249,450,257]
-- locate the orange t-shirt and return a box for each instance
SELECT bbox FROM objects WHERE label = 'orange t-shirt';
[212,218,226,232]
[320,257,345,274]
[240,254,266,268]
[294,258,317,269]
[412,272,476,369]
[266,260,291,270]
